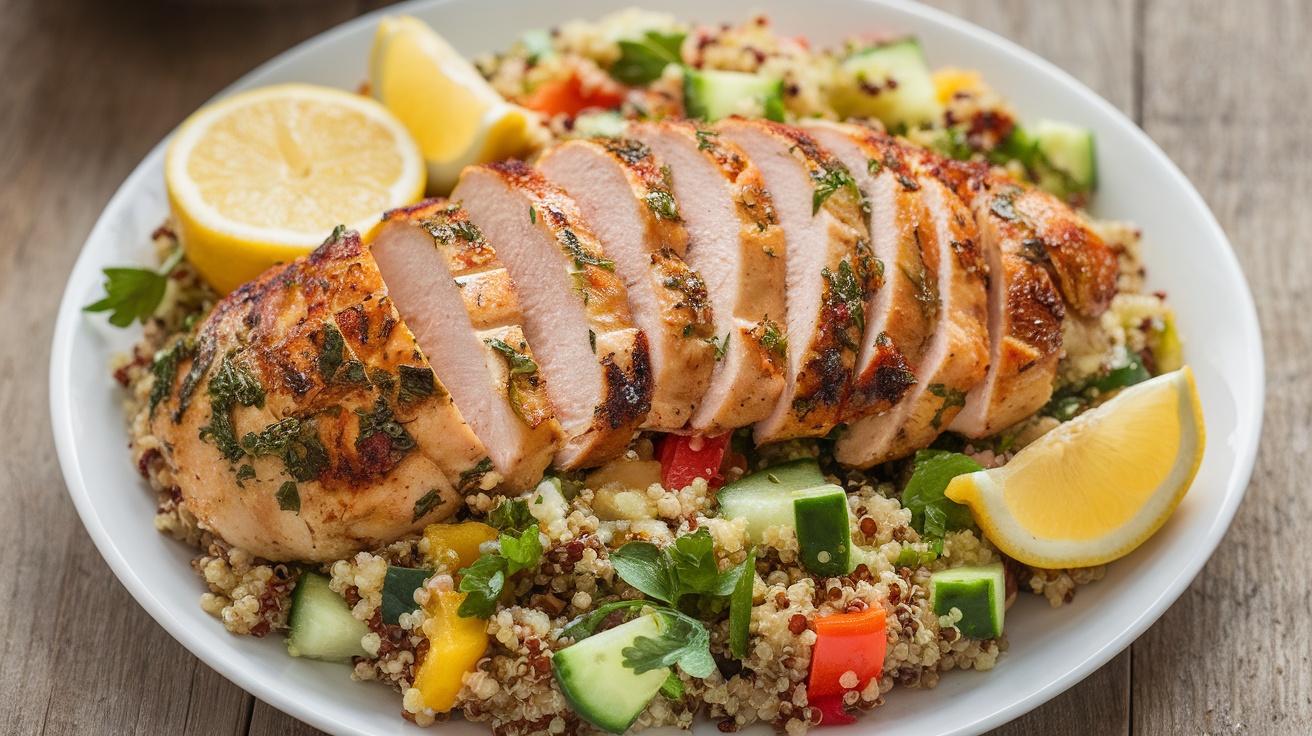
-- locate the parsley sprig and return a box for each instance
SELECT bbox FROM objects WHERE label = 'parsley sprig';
[456,523,544,618]
[607,529,757,660]
[84,246,185,327]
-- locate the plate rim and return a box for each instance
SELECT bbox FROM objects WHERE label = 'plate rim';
[48,1,1266,734]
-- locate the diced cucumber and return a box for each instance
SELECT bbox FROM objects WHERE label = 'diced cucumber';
[717,460,853,576]
[930,563,1005,639]
[553,614,670,734]
[569,111,629,139]
[1031,119,1097,197]
[380,566,430,625]
[831,38,942,129]
[793,490,852,577]
[683,68,786,123]
[286,572,370,663]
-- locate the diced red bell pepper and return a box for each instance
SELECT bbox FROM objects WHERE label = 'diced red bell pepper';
[657,433,731,491]
[807,607,887,725]
[519,73,625,117]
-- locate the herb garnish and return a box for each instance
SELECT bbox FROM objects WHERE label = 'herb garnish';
[276,481,301,513]
[84,246,185,327]
[927,383,968,429]
[484,338,538,375]
[240,416,329,482]
[901,450,980,539]
[645,190,680,221]
[759,319,787,358]
[318,323,346,380]
[412,490,444,522]
[811,165,858,215]
[487,497,535,534]
[148,337,194,418]
[559,228,615,271]
[609,31,685,86]
[456,524,544,618]
[990,189,1019,221]
[198,353,266,462]
[695,128,719,151]
[397,364,437,404]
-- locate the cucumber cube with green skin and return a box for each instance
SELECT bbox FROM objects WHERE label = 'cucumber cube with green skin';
[1031,119,1097,197]
[552,614,670,734]
[286,572,370,663]
[831,38,942,129]
[717,460,853,576]
[683,68,787,123]
[930,563,1006,639]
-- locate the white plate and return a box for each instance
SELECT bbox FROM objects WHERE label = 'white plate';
[49,1,1264,734]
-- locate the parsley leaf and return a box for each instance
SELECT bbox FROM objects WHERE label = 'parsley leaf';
[84,246,185,327]
[610,31,685,86]
[622,609,715,677]
[901,450,981,538]
[276,482,300,513]
[381,566,430,625]
[484,337,539,375]
[811,164,858,215]
[610,529,746,608]
[610,540,680,604]
[456,524,544,618]
[487,498,535,533]
[456,554,506,618]
[500,524,544,576]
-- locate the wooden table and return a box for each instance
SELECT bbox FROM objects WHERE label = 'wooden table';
[1,0,1302,733]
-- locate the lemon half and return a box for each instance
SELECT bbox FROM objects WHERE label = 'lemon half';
[946,367,1205,568]
[166,83,425,293]
[369,15,543,194]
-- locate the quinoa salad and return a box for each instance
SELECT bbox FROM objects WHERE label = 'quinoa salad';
[99,9,1191,736]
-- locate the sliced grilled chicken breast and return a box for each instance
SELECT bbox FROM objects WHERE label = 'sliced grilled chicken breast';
[150,229,482,561]
[628,120,786,434]
[801,120,923,420]
[536,138,715,430]
[372,199,563,491]
[835,143,989,467]
[717,119,875,443]
[453,161,652,469]
[925,163,1068,438]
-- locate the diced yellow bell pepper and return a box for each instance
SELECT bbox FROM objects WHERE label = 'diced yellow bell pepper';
[413,590,489,712]
[933,68,983,105]
[424,521,498,573]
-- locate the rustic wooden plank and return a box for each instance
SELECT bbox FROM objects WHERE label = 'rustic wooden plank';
[248,701,333,736]
[0,0,387,734]
[1133,0,1312,732]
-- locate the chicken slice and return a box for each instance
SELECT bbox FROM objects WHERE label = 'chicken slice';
[536,138,715,430]
[917,163,1067,438]
[627,120,786,434]
[150,229,482,561]
[371,199,563,491]
[716,119,875,443]
[800,120,923,420]
[834,142,990,467]
[453,161,651,469]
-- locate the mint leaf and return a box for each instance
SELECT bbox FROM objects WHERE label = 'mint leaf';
[500,524,543,576]
[610,540,679,605]
[902,450,981,537]
[456,555,506,618]
[84,246,184,327]
[728,549,755,658]
[487,498,535,534]
[610,31,685,86]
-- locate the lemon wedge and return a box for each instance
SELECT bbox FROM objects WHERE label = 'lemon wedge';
[945,367,1205,568]
[369,15,544,194]
[165,83,425,294]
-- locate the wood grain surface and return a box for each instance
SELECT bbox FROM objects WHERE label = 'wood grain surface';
[0,0,1297,734]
